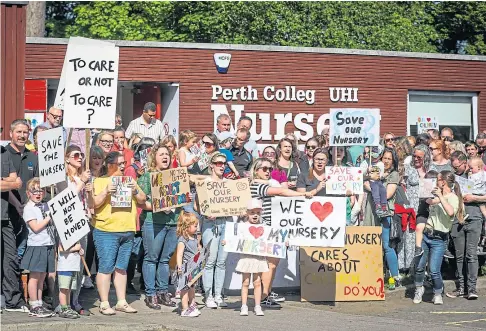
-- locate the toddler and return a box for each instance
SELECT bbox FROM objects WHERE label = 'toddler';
[468,157,486,220]
[414,171,438,257]
[57,240,84,319]
[361,146,389,217]
[217,131,239,178]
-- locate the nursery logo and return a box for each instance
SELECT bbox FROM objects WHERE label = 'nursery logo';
[213,53,232,74]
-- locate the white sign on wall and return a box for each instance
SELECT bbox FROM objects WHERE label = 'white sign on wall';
[38,127,66,188]
[416,116,439,134]
[329,108,381,146]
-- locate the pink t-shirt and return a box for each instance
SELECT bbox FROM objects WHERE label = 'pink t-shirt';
[271,169,288,184]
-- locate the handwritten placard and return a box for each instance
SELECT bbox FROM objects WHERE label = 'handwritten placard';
[325,166,363,195]
[150,167,191,212]
[48,188,90,250]
[224,222,287,259]
[271,197,346,247]
[38,127,66,188]
[63,42,119,129]
[455,175,474,195]
[111,176,132,208]
[329,108,380,146]
[416,116,438,134]
[419,178,437,198]
[300,226,384,302]
[177,241,211,292]
[196,178,252,217]
[139,148,151,171]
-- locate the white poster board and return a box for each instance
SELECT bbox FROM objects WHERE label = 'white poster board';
[325,166,363,195]
[47,188,90,250]
[419,178,437,198]
[416,116,438,134]
[38,127,66,188]
[271,196,347,247]
[329,108,380,146]
[455,175,475,195]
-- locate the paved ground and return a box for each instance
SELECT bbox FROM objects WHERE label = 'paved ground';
[2,278,486,331]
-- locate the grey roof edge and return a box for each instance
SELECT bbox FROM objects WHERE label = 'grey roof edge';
[26,37,486,62]
[1,1,29,5]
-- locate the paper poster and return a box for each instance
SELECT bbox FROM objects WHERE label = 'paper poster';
[150,167,191,212]
[455,175,474,195]
[38,127,66,188]
[189,143,210,171]
[416,116,438,134]
[325,166,363,195]
[48,188,90,250]
[329,108,380,146]
[176,241,211,292]
[111,176,133,208]
[300,226,384,302]
[139,148,151,170]
[63,41,119,129]
[419,178,437,198]
[25,113,45,132]
[271,196,347,247]
[224,222,287,259]
[196,178,252,217]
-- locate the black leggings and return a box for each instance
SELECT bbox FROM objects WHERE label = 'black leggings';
[84,227,98,276]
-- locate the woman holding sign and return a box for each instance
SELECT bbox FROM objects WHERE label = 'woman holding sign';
[137,144,181,309]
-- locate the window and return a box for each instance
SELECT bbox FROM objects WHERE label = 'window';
[407,91,478,142]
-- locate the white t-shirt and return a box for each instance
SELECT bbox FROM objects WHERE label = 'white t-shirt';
[469,171,486,195]
[23,201,53,247]
[57,251,81,272]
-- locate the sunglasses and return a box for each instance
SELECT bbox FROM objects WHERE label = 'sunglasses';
[100,139,114,145]
[258,166,273,173]
[49,113,62,120]
[70,152,85,161]
[385,138,394,143]
[212,161,226,167]
[203,141,214,148]
[306,145,317,150]
[29,189,43,195]
[429,147,439,151]
[442,136,453,142]
[263,152,276,157]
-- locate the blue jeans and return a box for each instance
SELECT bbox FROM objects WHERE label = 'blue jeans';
[93,229,134,274]
[415,234,446,294]
[382,217,399,277]
[142,222,178,296]
[202,218,228,298]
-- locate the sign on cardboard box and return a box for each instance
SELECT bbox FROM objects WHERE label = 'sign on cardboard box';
[300,226,384,302]
[176,241,211,292]
[48,188,90,250]
[419,178,437,198]
[224,222,287,259]
[150,167,191,212]
[196,178,252,217]
[325,166,363,195]
[329,108,380,146]
[271,197,347,247]
[416,116,438,134]
[38,127,66,188]
[111,176,133,208]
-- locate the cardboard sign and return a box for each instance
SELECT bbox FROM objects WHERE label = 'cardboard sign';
[176,241,211,292]
[416,116,438,134]
[300,226,384,302]
[419,178,437,198]
[150,167,191,212]
[224,222,287,259]
[38,127,66,188]
[329,108,380,146]
[325,166,363,195]
[48,188,90,250]
[111,176,133,208]
[455,175,474,195]
[63,41,119,129]
[139,148,151,170]
[271,197,347,247]
[196,178,252,217]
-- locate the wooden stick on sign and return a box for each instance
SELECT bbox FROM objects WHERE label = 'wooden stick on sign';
[85,129,90,165]
[333,147,338,167]
[81,256,91,277]
[65,128,73,153]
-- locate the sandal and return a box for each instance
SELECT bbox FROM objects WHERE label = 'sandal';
[115,302,137,313]
[99,305,116,316]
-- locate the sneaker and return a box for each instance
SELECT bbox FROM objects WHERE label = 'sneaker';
[145,295,161,310]
[394,277,402,289]
[82,276,95,289]
[446,288,465,298]
[414,246,424,258]
[413,286,425,304]
[215,296,228,308]
[269,291,286,303]
[5,305,30,313]
[467,290,479,300]
[240,305,249,316]
[205,296,218,309]
[174,291,181,299]
[157,291,176,307]
[115,302,137,313]
[444,249,454,259]
[388,278,396,291]
[39,306,55,317]
[262,297,281,309]
[190,303,201,316]
[73,304,91,316]
[28,306,52,318]
[254,305,264,316]
[181,307,199,317]
[433,294,443,305]
[57,307,79,319]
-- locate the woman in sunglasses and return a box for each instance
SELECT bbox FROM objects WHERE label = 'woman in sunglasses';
[198,133,220,175]
[383,132,396,149]
[262,146,288,187]
[304,138,319,167]
[429,139,453,173]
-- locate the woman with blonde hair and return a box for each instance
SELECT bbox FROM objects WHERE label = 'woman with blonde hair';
[383,132,396,149]
[449,140,466,155]
[96,131,115,157]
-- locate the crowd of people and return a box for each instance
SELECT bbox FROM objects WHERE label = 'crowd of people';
[1,100,486,319]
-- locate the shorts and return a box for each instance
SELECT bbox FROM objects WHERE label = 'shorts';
[416,215,428,225]
[93,229,134,274]
[58,271,78,290]
[20,245,55,273]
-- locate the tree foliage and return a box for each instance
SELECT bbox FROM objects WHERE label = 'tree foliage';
[44,1,486,55]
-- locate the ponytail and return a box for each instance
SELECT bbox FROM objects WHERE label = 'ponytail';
[453,180,465,224]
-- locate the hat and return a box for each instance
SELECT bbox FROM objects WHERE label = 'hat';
[217,131,235,142]
[143,102,156,112]
[370,145,384,159]
[247,198,262,210]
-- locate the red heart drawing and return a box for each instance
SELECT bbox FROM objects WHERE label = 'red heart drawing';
[358,170,362,174]
[249,226,264,239]
[193,252,200,263]
[310,202,334,222]
[426,117,431,122]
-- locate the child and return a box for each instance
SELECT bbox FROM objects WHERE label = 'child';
[468,157,486,220]
[176,211,201,318]
[235,199,268,316]
[414,170,438,257]
[178,130,200,174]
[57,240,84,319]
[20,178,55,318]
[361,145,389,217]
[217,131,240,178]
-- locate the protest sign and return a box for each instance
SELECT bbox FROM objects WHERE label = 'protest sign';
[329,108,380,146]
[224,222,287,259]
[48,187,90,250]
[38,127,66,188]
[271,197,346,247]
[416,116,438,134]
[196,178,252,217]
[325,166,363,195]
[176,241,211,292]
[139,148,151,170]
[111,176,133,208]
[300,226,384,302]
[419,178,437,198]
[455,175,474,195]
[151,167,191,212]
[63,41,119,129]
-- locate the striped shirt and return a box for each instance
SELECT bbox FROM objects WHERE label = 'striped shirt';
[125,116,164,141]
[250,182,272,226]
